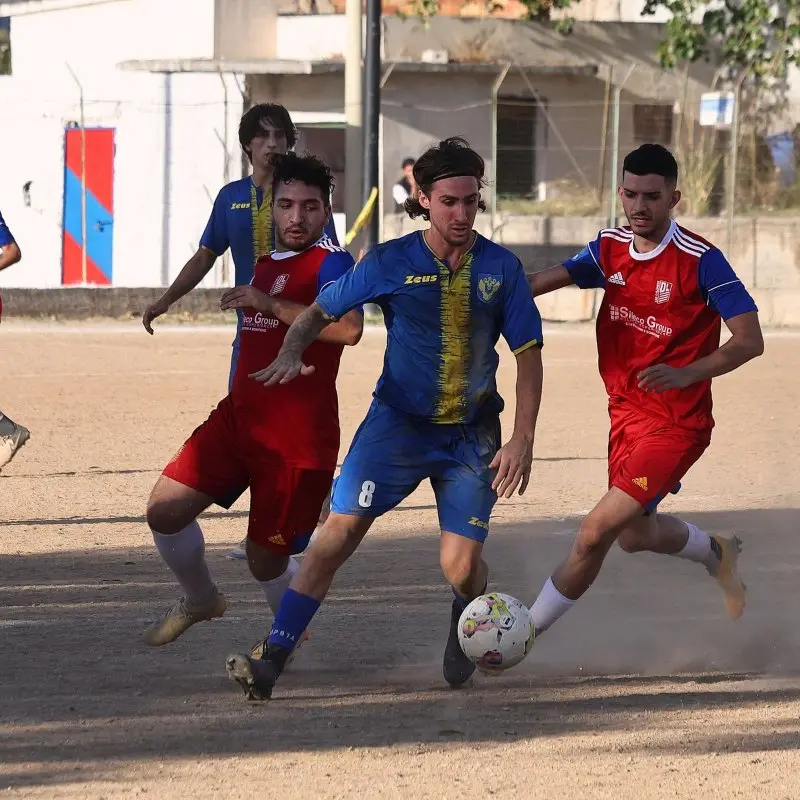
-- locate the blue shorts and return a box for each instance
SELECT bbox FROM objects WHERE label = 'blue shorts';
[331,398,501,542]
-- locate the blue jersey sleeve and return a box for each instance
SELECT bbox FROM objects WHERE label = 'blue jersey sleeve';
[316,248,364,315]
[563,237,606,289]
[323,216,339,246]
[317,248,355,293]
[0,211,15,247]
[698,248,757,320]
[199,189,229,256]
[316,249,387,320]
[501,258,544,353]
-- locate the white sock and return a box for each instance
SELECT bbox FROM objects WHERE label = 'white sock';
[673,521,719,571]
[529,577,576,634]
[152,521,217,606]
[260,556,299,615]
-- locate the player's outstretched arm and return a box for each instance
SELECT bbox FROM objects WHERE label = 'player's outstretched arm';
[142,247,216,334]
[249,302,332,386]
[490,345,543,498]
[638,311,764,393]
[528,265,574,297]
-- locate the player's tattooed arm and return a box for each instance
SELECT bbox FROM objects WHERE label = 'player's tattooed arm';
[220,287,362,345]
[638,310,764,392]
[249,302,333,386]
[527,265,574,297]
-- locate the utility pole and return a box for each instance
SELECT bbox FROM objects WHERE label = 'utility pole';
[344,0,363,244]
[362,0,381,250]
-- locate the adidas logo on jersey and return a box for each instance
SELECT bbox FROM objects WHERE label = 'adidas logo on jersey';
[608,272,626,285]
[268,533,286,546]
[632,477,648,491]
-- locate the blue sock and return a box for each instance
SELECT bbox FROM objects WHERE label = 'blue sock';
[268,588,320,650]
[452,587,469,612]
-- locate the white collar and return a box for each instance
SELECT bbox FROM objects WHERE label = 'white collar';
[270,237,324,261]
[629,219,676,261]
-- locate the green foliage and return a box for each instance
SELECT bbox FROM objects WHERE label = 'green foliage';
[641,0,800,80]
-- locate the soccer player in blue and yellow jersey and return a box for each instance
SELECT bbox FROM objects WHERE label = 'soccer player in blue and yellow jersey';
[225,137,545,701]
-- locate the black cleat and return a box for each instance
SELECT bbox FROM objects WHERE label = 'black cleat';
[226,645,289,702]
[443,598,476,688]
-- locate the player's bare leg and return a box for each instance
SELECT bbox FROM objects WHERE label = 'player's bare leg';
[440,531,488,687]
[226,512,373,701]
[143,476,226,646]
[528,488,649,635]
[0,411,30,472]
[617,512,745,619]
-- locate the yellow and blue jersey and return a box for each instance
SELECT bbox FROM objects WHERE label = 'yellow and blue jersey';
[317,231,543,425]
[200,177,339,286]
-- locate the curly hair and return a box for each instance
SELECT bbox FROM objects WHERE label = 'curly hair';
[404,137,486,221]
[270,151,334,206]
[239,103,298,160]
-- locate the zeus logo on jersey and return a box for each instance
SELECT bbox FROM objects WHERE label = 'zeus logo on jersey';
[608,305,673,338]
[404,274,438,285]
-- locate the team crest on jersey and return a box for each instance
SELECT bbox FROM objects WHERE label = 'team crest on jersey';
[270,274,289,296]
[477,274,502,303]
[654,280,672,304]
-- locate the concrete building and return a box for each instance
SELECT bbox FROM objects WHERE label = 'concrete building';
[0,0,715,289]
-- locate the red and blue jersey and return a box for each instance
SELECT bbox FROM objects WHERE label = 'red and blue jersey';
[317,231,543,425]
[564,220,757,432]
[0,210,15,247]
[200,177,339,287]
[232,237,355,469]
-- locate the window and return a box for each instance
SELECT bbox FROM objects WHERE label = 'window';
[633,104,673,146]
[496,99,537,196]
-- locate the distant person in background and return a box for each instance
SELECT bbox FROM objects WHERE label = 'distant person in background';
[391,157,416,235]
[141,103,339,560]
[0,209,29,472]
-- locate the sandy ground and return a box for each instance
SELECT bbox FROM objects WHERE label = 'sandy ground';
[1,320,799,800]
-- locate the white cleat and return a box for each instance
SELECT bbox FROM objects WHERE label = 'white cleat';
[0,420,30,472]
[143,590,227,646]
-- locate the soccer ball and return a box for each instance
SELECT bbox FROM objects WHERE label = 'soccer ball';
[458,592,535,674]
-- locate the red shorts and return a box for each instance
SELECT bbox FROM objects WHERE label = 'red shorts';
[163,396,334,555]
[608,403,710,512]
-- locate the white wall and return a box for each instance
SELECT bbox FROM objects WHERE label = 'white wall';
[0,0,246,289]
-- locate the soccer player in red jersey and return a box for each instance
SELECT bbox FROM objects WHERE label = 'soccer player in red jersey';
[142,153,363,651]
[526,143,764,637]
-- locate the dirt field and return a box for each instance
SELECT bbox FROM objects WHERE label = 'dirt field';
[1,320,799,800]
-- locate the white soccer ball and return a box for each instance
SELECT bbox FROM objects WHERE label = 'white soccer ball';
[458,592,535,674]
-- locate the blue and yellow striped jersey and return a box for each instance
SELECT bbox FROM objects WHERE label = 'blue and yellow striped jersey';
[317,231,543,425]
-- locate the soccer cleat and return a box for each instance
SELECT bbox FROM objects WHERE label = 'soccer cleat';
[443,598,476,688]
[250,628,309,667]
[0,419,30,472]
[709,535,746,620]
[142,590,227,646]
[226,645,289,701]
[226,537,248,560]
